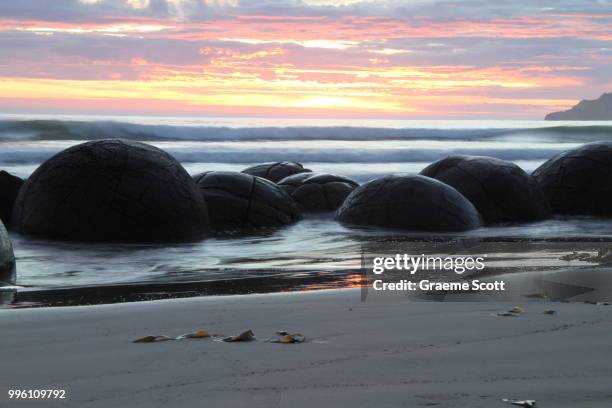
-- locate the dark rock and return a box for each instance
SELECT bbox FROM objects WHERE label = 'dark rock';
[11,139,210,242]
[421,155,551,224]
[278,173,359,212]
[0,171,24,228]
[546,92,612,120]
[193,171,301,231]
[533,142,612,215]
[0,221,16,286]
[242,162,312,183]
[336,175,481,231]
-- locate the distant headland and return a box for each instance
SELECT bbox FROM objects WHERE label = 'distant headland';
[546,92,612,120]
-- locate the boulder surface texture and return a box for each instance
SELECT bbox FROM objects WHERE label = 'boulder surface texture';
[242,162,312,183]
[278,173,358,212]
[337,175,481,231]
[0,170,24,228]
[12,139,210,242]
[421,155,551,224]
[533,142,612,215]
[193,171,301,231]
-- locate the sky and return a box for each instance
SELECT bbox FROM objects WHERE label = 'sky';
[0,0,610,119]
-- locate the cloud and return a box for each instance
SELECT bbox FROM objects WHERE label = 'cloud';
[0,0,610,117]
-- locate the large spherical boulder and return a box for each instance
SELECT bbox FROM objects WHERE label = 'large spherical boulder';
[0,221,16,287]
[193,171,301,231]
[421,155,551,224]
[278,173,359,212]
[0,170,24,228]
[533,142,612,215]
[337,175,481,231]
[11,139,210,242]
[242,161,312,183]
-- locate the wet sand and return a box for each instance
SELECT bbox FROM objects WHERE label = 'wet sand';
[1,287,611,407]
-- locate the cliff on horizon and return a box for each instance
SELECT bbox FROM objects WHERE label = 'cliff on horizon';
[546,93,612,120]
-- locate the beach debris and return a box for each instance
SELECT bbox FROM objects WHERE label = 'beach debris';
[501,398,536,407]
[223,329,255,342]
[496,306,525,317]
[269,331,306,344]
[542,309,556,315]
[176,330,218,340]
[509,306,525,314]
[133,335,175,343]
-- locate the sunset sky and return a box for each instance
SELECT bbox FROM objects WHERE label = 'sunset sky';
[0,0,610,119]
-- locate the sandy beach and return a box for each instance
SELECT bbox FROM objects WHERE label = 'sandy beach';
[1,287,611,408]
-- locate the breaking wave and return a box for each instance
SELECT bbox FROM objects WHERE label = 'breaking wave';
[1,119,611,142]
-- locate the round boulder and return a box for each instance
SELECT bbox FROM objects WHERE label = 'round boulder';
[278,173,359,212]
[421,155,551,224]
[193,171,301,231]
[0,170,24,228]
[533,142,612,215]
[11,139,210,242]
[337,175,481,231]
[242,161,311,183]
[0,220,16,287]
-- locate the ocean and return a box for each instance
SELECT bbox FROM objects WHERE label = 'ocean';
[2,114,612,306]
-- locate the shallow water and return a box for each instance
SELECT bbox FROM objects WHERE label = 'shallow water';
[1,115,612,305]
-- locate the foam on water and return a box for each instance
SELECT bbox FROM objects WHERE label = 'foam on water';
[1,114,611,296]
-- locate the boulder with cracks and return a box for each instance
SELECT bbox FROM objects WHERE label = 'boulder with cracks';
[193,171,301,231]
[11,139,210,242]
[336,175,482,232]
[421,155,551,224]
[278,173,359,212]
[533,142,612,215]
[242,162,312,183]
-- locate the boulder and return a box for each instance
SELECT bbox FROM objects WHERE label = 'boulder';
[278,173,359,212]
[11,139,210,242]
[337,175,481,231]
[242,161,312,183]
[193,171,301,231]
[421,155,551,224]
[0,171,24,228]
[0,220,16,287]
[533,142,612,215]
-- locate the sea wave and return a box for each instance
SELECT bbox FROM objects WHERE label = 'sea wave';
[0,145,568,165]
[1,119,611,142]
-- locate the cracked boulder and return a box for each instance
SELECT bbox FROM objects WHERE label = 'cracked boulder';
[421,155,551,224]
[242,162,312,183]
[193,171,301,231]
[11,139,210,242]
[278,173,359,212]
[0,220,15,287]
[336,175,481,231]
[533,142,612,215]
[0,170,24,228]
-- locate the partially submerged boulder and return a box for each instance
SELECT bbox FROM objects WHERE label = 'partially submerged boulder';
[12,139,210,242]
[533,142,612,215]
[0,221,16,286]
[242,162,312,183]
[421,155,551,224]
[278,173,359,212]
[193,171,301,231]
[0,170,24,228]
[337,175,481,231]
